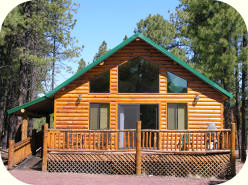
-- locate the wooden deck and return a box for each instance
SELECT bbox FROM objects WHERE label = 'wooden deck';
[40,122,236,178]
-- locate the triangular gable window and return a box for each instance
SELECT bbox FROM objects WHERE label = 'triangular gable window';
[118,57,159,93]
[167,72,187,93]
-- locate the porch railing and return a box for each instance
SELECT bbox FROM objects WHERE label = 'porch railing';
[8,130,42,169]
[8,138,32,169]
[45,128,231,153]
[42,122,236,176]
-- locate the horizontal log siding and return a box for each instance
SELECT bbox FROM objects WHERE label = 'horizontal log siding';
[54,39,225,130]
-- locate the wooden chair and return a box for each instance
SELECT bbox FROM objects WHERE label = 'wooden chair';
[178,133,193,151]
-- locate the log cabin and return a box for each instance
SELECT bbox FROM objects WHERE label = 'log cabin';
[7,33,236,178]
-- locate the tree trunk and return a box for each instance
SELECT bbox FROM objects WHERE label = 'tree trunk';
[241,35,247,162]
[235,62,241,159]
[0,86,6,146]
[51,37,56,90]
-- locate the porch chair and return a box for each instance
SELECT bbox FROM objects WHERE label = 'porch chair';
[179,133,193,151]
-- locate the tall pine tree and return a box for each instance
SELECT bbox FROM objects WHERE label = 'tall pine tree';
[135,14,187,62]
[93,41,108,61]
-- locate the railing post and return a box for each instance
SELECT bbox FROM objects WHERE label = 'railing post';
[21,118,28,141]
[8,140,15,169]
[158,132,161,150]
[230,122,236,177]
[136,121,142,175]
[42,123,48,171]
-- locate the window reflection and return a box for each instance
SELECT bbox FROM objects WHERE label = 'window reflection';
[167,72,187,93]
[118,57,159,93]
[90,71,110,93]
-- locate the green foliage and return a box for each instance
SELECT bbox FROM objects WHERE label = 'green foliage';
[93,41,108,61]
[44,0,83,90]
[33,118,46,131]
[173,0,247,89]
[123,35,128,41]
[135,14,187,61]
[0,0,81,147]
[77,58,86,72]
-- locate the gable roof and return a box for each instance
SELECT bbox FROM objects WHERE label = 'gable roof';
[8,33,233,116]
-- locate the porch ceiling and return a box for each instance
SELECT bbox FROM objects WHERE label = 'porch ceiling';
[9,96,54,118]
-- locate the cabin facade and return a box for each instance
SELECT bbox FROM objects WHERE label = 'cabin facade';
[7,33,236,178]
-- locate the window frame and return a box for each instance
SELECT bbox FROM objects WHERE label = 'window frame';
[167,103,188,130]
[167,71,188,94]
[89,103,110,130]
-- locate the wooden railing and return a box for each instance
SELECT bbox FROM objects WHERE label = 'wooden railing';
[46,129,136,152]
[8,130,42,169]
[8,137,32,169]
[141,129,231,153]
[42,122,236,176]
[45,128,231,153]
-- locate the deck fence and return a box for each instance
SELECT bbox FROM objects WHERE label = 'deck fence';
[41,122,236,178]
[8,130,42,169]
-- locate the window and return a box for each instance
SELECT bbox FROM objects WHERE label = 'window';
[167,72,187,93]
[90,71,110,93]
[90,103,109,129]
[167,103,187,130]
[118,57,159,93]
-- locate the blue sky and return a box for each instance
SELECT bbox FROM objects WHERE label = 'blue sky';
[57,0,180,84]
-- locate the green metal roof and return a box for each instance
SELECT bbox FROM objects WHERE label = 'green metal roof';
[8,32,232,115]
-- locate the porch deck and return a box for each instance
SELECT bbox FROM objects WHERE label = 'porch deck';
[41,122,236,178]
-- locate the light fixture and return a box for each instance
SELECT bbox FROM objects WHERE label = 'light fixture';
[193,95,199,105]
[78,94,82,100]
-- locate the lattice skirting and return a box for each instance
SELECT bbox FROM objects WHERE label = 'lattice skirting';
[47,152,231,178]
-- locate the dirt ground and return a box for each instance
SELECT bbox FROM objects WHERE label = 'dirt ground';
[9,170,228,185]
[1,149,246,185]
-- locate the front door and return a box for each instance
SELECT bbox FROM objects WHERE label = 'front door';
[118,104,159,148]
[118,104,140,147]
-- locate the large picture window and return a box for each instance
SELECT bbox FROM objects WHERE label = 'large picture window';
[90,103,109,130]
[90,71,110,93]
[167,103,187,130]
[167,72,187,93]
[118,57,159,93]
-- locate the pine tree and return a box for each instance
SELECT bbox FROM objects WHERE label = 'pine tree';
[135,14,187,61]
[123,35,128,41]
[93,41,108,61]
[77,58,86,72]
[45,0,83,90]
[0,0,83,148]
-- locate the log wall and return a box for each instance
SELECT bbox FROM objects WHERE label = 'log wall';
[54,39,226,130]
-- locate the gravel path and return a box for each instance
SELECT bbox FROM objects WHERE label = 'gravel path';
[10,170,226,185]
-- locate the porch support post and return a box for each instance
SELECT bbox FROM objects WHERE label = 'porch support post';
[230,122,236,177]
[21,118,28,141]
[42,123,48,171]
[136,121,142,175]
[8,140,15,169]
[46,115,50,128]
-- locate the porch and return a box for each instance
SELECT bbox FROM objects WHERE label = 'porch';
[40,121,236,178]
